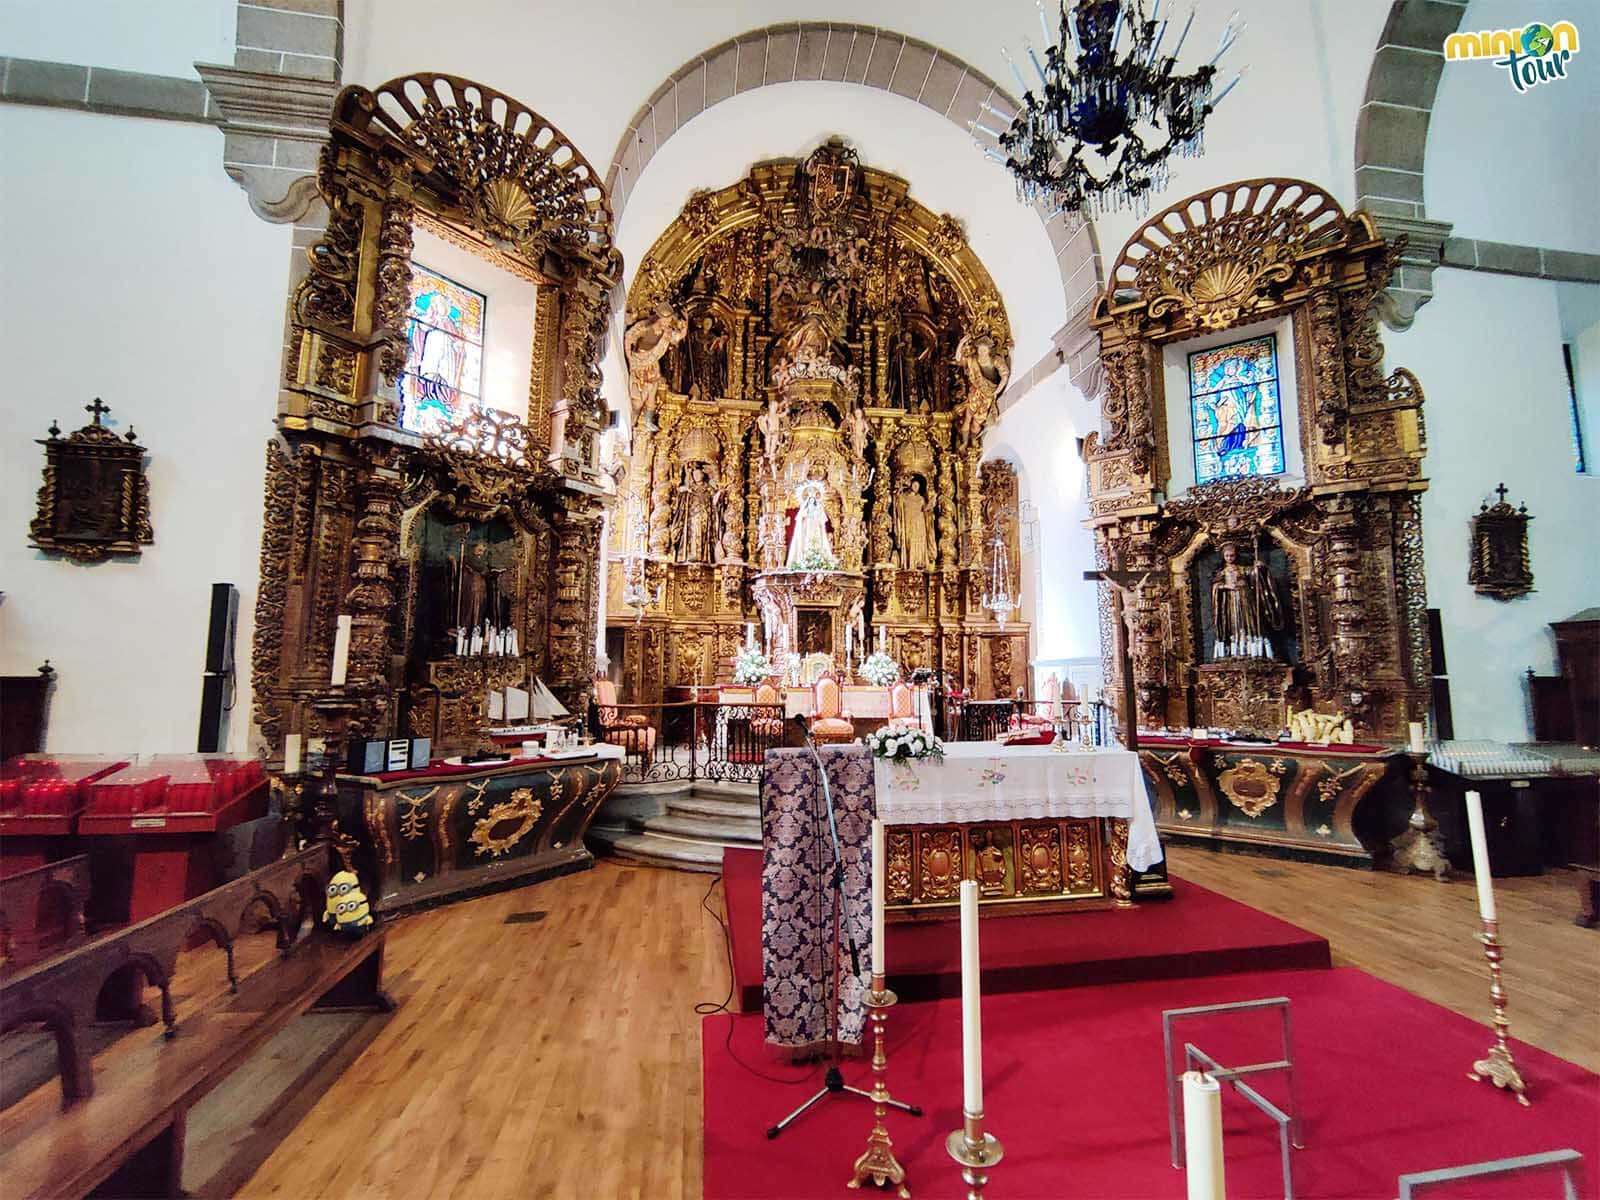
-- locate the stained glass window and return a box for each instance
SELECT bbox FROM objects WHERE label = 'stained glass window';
[399,264,486,436]
[1188,334,1286,485]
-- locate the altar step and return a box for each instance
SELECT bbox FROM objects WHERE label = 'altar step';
[588,781,761,873]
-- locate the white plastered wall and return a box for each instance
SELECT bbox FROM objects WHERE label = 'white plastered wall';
[0,105,290,753]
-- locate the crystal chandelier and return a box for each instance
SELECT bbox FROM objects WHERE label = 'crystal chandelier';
[974,1,1245,215]
[982,532,1019,629]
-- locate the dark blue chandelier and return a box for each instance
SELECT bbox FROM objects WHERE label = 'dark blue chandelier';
[974,1,1244,215]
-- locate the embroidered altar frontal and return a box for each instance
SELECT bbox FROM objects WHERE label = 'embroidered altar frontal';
[874,743,1163,919]
[338,747,623,913]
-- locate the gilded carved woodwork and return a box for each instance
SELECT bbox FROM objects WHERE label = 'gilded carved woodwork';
[254,72,620,760]
[1468,484,1535,602]
[610,139,1025,698]
[29,401,154,563]
[1086,179,1430,740]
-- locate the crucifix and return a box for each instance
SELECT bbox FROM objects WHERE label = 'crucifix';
[1082,568,1150,751]
[85,398,112,425]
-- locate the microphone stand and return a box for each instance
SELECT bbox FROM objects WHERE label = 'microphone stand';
[768,719,922,1139]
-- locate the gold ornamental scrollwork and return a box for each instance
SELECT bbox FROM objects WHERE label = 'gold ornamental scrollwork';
[469,787,544,858]
[1216,758,1286,819]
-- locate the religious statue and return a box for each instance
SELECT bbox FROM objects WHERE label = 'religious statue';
[955,332,1010,448]
[1211,539,1284,660]
[773,299,842,380]
[623,306,688,428]
[847,404,869,475]
[891,476,932,570]
[786,474,835,569]
[756,390,789,475]
[686,314,729,399]
[669,464,722,563]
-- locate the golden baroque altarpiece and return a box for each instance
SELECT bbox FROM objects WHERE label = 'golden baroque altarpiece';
[252,75,619,756]
[610,140,1027,700]
[1085,179,1429,741]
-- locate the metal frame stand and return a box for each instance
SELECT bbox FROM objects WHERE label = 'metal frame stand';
[1163,997,1304,1200]
[1397,1149,1584,1199]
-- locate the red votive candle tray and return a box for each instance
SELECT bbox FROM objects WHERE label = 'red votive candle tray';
[86,764,173,816]
[149,754,266,813]
[0,755,131,817]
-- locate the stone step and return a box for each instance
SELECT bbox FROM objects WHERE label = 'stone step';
[644,812,761,845]
[667,794,761,821]
[588,826,724,873]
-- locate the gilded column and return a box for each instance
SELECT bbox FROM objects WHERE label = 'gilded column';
[1324,495,1370,694]
[343,446,404,735]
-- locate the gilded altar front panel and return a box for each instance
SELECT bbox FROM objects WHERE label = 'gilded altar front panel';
[887,817,1113,919]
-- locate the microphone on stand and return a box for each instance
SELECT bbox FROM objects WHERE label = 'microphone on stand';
[793,712,862,979]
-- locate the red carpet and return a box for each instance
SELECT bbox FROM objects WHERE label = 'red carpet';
[704,966,1600,1199]
[723,847,1331,1011]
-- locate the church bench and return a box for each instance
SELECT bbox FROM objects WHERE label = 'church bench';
[0,854,90,974]
[0,844,392,1199]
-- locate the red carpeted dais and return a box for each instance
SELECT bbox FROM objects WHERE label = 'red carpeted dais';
[703,967,1600,1199]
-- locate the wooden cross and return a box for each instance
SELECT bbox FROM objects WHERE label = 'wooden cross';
[1083,569,1146,751]
[85,398,111,425]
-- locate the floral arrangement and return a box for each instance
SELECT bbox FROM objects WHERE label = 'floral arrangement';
[864,725,943,762]
[788,546,840,573]
[859,651,898,687]
[732,646,774,685]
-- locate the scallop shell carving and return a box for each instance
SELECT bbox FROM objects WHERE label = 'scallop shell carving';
[478,178,538,241]
[1189,260,1255,306]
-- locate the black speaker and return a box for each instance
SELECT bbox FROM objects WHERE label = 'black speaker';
[198,583,239,752]
[1426,607,1455,741]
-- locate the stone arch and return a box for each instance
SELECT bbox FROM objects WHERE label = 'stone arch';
[605,22,1103,353]
[1351,0,1467,327]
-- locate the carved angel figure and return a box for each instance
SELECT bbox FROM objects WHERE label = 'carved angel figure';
[955,333,1010,449]
[623,306,688,427]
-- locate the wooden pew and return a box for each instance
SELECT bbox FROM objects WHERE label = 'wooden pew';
[0,855,90,973]
[0,845,392,1199]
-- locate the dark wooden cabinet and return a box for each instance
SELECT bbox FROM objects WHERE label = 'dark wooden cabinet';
[1529,609,1599,748]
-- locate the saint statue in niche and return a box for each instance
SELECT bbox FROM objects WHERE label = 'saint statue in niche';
[1210,538,1284,660]
[685,315,729,399]
[669,464,722,562]
[892,476,932,570]
[955,333,1010,448]
[786,473,835,568]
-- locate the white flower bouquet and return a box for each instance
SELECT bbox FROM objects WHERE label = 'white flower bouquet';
[859,651,898,687]
[789,546,840,572]
[732,646,774,685]
[864,725,943,762]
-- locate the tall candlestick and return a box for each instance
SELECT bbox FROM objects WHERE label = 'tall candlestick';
[871,818,887,979]
[330,614,352,686]
[959,879,983,1115]
[1408,721,1425,754]
[1465,790,1497,922]
[283,733,302,776]
[1181,1071,1226,1200]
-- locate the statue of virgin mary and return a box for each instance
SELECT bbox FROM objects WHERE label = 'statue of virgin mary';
[786,477,835,569]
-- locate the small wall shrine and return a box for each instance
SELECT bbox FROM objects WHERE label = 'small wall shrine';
[1084,178,1429,741]
[252,74,619,758]
[610,140,1028,700]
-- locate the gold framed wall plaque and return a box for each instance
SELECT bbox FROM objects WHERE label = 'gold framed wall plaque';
[29,399,153,562]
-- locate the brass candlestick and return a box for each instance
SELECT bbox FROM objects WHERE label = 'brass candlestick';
[850,976,911,1198]
[945,1110,1003,1199]
[1386,751,1449,881]
[1468,919,1529,1105]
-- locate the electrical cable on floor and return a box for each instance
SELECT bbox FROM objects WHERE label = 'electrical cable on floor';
[694,871,817,1086]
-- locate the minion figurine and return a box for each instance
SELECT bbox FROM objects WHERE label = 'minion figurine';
[324,870,374,935]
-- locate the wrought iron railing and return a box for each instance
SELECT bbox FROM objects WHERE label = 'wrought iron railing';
[590,700,792,785]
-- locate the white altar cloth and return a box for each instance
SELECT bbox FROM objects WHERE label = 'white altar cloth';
[872,741,1164,871]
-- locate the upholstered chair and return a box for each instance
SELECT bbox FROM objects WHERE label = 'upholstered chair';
[751,678,786,739]
[593,677,655,761]
[809,670,855,745]
[885,680,918,732]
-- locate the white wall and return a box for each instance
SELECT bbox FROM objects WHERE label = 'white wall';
[1393,269,1597,741]
[0,105,290,753]
[0,0,235,77]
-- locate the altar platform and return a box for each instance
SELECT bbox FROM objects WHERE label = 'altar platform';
[723,846,1329,1010]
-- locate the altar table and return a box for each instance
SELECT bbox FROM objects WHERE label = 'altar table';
[874,742,1162,918]
[337,745,622,914]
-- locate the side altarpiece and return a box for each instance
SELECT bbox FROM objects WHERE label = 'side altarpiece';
[1085,179,1429,740]
[252,75,620,757]
[610,140,1027,700]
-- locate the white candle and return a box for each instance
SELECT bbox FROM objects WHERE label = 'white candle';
[283,734,302,775]
[845,624,853,657]
[330,614,352,686]
[877,625,886,652]
[1464,790,1497,922]
[1408,721,1426,754]
[871,818,886,978]
[959,879,983,1114]
[1181,1071,1226,1199]
[746,622,753,648]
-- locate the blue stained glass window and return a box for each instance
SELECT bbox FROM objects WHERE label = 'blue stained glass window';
[1188,334,1286,485]
[399,264,486,436]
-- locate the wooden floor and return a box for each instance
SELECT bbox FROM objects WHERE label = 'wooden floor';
[208,850,1597,1199]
